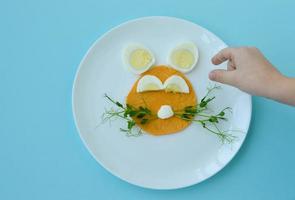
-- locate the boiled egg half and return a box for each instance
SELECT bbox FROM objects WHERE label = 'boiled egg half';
[163,75,189,93]
[137,74,189,93]
[136,75,163,93]
[123,44,155,74]
[168,42,199,73]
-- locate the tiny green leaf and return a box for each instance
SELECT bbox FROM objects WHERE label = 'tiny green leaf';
[137,113,146,118]
[129,110,137,117]
[127,120,136,129]
[201,122,206,128]
[181,114,191,120]
[219,111,225,116]
[200,101,207,108]
[144,108,151,114]
[140,118,149,124]
[116,102,123,108]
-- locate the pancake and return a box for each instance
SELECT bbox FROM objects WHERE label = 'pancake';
[126,65,197,135]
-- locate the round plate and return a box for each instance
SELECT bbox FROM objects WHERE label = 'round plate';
[72,16,252,189]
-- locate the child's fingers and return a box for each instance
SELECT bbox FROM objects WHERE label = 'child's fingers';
[209,69,236,85]
[211,48,235,65]
[227,61,236,71]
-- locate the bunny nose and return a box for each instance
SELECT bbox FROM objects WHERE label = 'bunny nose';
[157,105,174,119]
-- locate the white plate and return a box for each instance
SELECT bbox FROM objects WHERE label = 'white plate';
[72,16,252,189]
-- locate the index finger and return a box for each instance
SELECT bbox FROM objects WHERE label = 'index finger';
[211,47,235,65]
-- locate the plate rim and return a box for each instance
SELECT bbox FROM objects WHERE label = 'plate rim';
[72,16,252,190]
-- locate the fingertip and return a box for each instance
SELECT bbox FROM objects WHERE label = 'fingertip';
[209,70,217,80]
[211,53,224,65]
[209,69,236,86]
[211,56,218,65]
[211,47,234,66]
[208,69,228,83]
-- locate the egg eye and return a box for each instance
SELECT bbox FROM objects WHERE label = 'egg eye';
[136,75,163,93]
[163,75,189,93]
[168,42,199,73]
[123,44,155,74]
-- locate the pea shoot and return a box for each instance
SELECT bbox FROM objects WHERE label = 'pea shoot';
[102,85,237,143]
[174,85,236,143]
[102,94,153,136]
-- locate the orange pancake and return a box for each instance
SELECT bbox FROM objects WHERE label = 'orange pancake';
[126,65,197,135]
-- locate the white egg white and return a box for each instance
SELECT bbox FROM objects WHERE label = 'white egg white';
[157,105,174,119]
[123,44,155,74]
[163,75,189,93]
[136,75,163,93]
[168,42,199,73]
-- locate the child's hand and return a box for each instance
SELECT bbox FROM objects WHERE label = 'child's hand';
[209,47,295,105]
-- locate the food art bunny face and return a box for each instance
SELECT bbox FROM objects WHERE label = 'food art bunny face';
[123,42,199,135]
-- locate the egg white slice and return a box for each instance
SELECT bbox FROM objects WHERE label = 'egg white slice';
[168,42,199,73]
[137,75,164,93]
[163,75,189,93]
[157,105,174,119]
[123,44,155,74]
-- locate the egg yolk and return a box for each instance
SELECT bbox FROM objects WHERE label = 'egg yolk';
[171,49,195,69]
[130,49,152,69]
[165,84,182,93]
[144,83,162,91]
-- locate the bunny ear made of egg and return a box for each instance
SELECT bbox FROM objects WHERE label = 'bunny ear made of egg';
[122,43,156,75]
[167,41,199,73]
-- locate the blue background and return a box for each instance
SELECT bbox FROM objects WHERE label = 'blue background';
[1,0,295,199]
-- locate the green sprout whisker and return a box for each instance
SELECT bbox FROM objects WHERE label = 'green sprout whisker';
[102,85,240,144]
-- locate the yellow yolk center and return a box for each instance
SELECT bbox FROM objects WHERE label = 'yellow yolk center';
[171,49,195,69]
[130,49,152,69]
[144,83,161,91]
[165,84,182,93]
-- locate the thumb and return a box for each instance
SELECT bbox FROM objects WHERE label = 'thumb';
[209,69,236,85]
